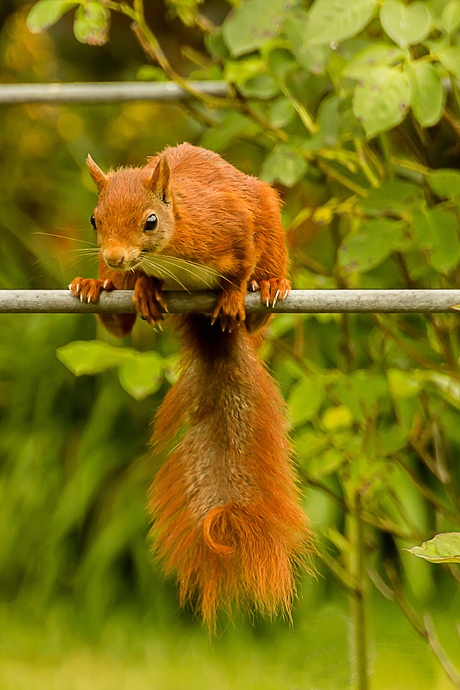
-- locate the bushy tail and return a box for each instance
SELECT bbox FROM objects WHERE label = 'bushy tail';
[150,315,312,627]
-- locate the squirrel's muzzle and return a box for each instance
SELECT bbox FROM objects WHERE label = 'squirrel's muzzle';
[102,245,141,271]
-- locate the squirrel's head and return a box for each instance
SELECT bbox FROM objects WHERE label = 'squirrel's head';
[87,154,175,272]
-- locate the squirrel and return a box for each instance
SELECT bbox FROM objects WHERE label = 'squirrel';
[69,142,311,627]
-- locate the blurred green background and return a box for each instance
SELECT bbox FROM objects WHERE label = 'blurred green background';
[1,0,460,688]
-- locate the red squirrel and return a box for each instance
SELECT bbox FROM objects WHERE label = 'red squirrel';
[69,142,311,627]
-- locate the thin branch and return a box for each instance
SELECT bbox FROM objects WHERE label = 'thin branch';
[384,562,460,689]
[424,613,460,688]
[394,454,459,523]
[316,550,356,593]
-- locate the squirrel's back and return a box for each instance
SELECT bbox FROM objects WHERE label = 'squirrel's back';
[154,142,275,222]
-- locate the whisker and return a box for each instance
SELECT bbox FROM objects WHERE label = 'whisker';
[140,257,186,289]
[156,254,237,288]
[147,255,219,290]
[140,257,191,293]
[33,231,95,246]
[69,248,101,255]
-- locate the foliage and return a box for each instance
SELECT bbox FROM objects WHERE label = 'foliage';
[406,532,460,563]
[56,339,175,399]
[2,0,460,686]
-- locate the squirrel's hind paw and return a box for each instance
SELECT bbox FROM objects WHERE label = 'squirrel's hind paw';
[258,278,290,308]
[211,289,246,332]
[69,277,115,303]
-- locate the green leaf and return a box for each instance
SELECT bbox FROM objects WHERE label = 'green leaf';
[317,95,340,146]
[353,67,410,138]
[434,45,460,79]
[333,371,388,421]
[260,144,307,187]
[118,353,164,400]
[225,55,279,96]
[27,0,78,33]
[56,340,135,376]
[388,369,420,399]
[225,58,265,85]
[269,98,297,127]
[266,48,298,80]
[204,31,229,60]
[321,405,353,430]
[440,0,460,35]
[295,429,327,459]
[284,13,330,73]
[136,65,169,82]
[376,425,407,455]
[406,62,444,127]
[238,74,279,99]
[200,111,256,152]
[427,169,460,199]
[300,0,378,47]
[405,532,460,563]
[380,0,433,48]
[288,377,325,426]
[222,0,297,57]
[412,208,460,274]
[307,448,344,478]
[73,1,110,46]
[359,181,424,215]
[343,43,405,79]
[338,219,403,274]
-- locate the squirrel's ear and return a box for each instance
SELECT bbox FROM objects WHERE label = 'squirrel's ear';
[87,154,108,191]
[146,156,172,203]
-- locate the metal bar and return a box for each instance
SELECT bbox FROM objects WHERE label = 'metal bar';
[0,81,229,104]
[0,80,451,106]
[1,290,459,314]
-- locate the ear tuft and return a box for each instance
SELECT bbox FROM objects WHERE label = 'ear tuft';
[87,154,108,191]
[145,156,172,203]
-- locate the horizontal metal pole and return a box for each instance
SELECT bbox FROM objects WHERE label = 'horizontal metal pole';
[0,79,453,105]
[0,81,229,104]
[1,290,460,314]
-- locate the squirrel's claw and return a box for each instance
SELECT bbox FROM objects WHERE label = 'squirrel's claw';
[259,278,290,309]
[212,288,246,332]
[133,274,166,329]
[69,277,115,303]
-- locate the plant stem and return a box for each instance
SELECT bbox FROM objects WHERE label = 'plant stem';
[379,132,394,181]
[317,160,367,196]
[353,137,380,188]
[276,79,318,134]
[348,491,370,690]
[384,562,460,689]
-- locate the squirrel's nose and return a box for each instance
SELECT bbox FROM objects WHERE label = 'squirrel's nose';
[103,247,129,269]
[102,247,135,269]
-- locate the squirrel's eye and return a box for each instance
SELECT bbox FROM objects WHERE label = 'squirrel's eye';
[90,214,97,230]
[144,213,158,232]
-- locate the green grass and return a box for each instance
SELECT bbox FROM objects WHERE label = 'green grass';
[1,593,458,690]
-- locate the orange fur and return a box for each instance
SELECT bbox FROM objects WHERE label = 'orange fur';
[73,143,313,628]
[150,316,312,628]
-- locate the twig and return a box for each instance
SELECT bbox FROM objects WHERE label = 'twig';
[384,562,460,689]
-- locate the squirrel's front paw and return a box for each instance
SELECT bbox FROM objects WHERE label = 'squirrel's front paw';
[211,289,245,332]
[133,275,168,330]
[256,278,290,308]
[69,277,115,303]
